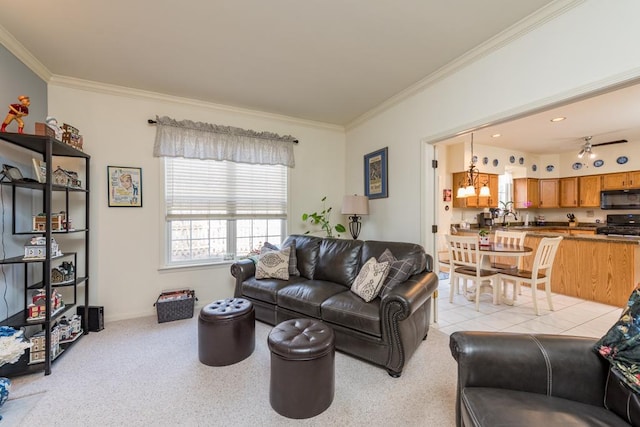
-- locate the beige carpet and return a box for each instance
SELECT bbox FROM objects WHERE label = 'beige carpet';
[6,315,456,426]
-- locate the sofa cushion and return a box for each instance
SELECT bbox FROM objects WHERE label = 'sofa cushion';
[277,280,346,318]
[256,247,290,280]
[241,276,308,304]
[595,288,640,393]
[604,367,640,426]
[314,238,363,287]
[377,248,416,298]
[283,234,322,279]
[321,291,381,337]
[461,387,629,427]
[350,257,389,302]
[361,240,428,275]
[263,241,300,276]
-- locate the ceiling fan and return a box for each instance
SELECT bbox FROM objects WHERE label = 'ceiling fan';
[577,136,628,158]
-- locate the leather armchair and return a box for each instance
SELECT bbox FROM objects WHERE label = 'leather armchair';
[449,331,637,426]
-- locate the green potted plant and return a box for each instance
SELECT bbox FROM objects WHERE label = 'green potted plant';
[478,229,490,246]
[302,196,346,238]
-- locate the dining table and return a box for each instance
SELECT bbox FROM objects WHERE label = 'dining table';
[462,242,533,305]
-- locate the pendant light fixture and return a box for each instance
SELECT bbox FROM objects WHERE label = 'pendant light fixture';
[456,133,491,198]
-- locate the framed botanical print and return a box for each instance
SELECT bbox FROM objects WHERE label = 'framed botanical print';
[108,166,142,207]
[364,147,388,199]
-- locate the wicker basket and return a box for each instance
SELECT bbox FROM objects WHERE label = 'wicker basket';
[154,289,197,323]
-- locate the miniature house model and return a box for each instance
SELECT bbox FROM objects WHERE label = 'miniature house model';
[32,211,68,232]
[52,166,81,188]
[23,236,63,259]
[27,289,63,321]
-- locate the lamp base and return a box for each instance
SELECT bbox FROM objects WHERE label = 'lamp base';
[348,215,362,240]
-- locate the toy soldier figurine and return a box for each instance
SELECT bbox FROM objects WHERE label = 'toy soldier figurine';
[1,95,30,133]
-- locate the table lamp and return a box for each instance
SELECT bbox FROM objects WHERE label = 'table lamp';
[341,195,369,239]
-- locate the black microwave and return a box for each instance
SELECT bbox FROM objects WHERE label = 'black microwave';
[600,189,640,210]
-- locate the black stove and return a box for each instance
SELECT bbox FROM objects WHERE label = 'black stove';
[596,214,640,236]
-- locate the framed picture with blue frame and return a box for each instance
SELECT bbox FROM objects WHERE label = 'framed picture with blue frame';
[364,147,388,199]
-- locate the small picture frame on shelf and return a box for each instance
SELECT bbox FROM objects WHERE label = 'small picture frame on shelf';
[108,166,142,207]
[1,164,24,182]
[32,158,46,183]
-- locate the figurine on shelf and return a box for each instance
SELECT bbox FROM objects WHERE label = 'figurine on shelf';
[45,116,63,140]
[1,95,30,133]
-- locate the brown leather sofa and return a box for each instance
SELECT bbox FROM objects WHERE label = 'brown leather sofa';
[449,331,638,426]
[230,234,438,377]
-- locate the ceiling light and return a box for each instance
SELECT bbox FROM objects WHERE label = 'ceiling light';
[456,133,491,199]
[550,117,566,122]
[492,133,501,138]
[578,136,594,159]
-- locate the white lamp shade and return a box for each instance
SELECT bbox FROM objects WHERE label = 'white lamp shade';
[479,185,491,197]
[341,195,369,215]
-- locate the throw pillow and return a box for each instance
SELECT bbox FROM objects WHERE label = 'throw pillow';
[594,288,640,393]
[256,247,291,280]
[350,257,389,302]
[262,241,300,276]
[378,248,416,298]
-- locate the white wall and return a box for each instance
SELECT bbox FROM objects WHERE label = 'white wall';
[346,0,640,256]
[48,82,345,321]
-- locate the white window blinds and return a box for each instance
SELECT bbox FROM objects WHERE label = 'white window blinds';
[165,158,288,220]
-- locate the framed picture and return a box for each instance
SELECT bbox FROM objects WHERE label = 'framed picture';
[108,166,142,207]
[364,147,388,199]
[1,164,24,182]
[443,189,452,202]
[32,158,47,183]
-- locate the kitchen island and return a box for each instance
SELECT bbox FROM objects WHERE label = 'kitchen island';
[454,226,638,307]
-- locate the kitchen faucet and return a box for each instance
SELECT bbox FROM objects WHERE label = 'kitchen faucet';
[501,209,518,226]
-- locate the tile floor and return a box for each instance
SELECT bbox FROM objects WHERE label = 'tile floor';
[432,276,623,338]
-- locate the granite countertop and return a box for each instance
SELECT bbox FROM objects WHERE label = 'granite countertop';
[454,224,640,244]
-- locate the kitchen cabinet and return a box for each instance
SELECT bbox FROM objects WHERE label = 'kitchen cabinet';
[538,179,559,208]
[513,178,539,209]
[602,171,640,190]
[451,172,498,208]
[579,175,601,207]
[559,177,578,207]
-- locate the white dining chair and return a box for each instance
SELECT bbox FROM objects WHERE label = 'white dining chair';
[499,236,563,315]
[493,230,527,300]
[446,235,500,311]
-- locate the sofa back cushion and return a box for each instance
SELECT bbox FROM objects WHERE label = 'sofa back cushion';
[314,238,363,287]
[283,235,322,279]
[361,240,429,275]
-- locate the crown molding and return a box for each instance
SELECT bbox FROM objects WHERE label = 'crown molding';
[0,24,51,81]
[346,0,585,131]
[48,75,344,132]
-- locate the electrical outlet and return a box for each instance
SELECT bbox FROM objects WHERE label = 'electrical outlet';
[586,210,594,218]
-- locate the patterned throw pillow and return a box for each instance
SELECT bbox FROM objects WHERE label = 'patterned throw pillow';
[256,247,291,280]
[594,288,640,393]
[378,248,416,298]
[350,257,390,302]
[262,241,300,276]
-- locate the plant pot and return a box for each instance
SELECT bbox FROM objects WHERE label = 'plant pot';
[479,236,491,246]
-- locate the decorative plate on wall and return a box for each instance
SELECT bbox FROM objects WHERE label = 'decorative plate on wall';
[532,164,537,172]
[509,155,515,164]
[546,165,554,172]
[482,156,489,165]
[572,162,582,170]
[519,157,524,165]
[472,155,478,163]
[493,159,499,167]
[617,156,629,164]
[594,159,604,167]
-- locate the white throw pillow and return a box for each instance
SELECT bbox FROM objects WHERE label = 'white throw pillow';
[350,257,390,302]
[256,247,291,280]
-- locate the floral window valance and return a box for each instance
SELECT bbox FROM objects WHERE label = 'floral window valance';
[152,115,297,167]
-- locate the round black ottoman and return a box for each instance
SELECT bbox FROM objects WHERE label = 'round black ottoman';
[267,318,335,419]
[198,298,255,366]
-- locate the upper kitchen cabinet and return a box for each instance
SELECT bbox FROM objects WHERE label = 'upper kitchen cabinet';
[451,172,498,208]
[602,171,640,190]
[579,175,601,207]
[539,179,559,208]
[513,178,539,209]
[559,177,579,208]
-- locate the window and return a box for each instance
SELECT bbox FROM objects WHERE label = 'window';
[164,157,287,266]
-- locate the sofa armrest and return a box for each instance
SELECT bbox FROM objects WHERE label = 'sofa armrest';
[382,271,438,318]
[450,331,609,406]
[230,259,256,297]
